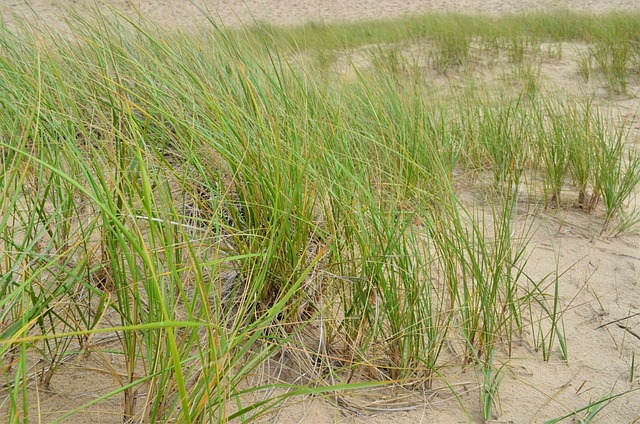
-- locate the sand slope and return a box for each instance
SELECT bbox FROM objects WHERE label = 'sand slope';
[3,0,640,29]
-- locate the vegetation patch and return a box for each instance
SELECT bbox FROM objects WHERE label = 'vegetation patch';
[0,8,639,423]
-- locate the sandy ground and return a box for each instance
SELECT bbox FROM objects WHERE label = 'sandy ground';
[2,0,640,29]
[1,1,640,424]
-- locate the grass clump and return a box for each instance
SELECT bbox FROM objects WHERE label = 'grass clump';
[590,38,634,93]
[432,23,471,73]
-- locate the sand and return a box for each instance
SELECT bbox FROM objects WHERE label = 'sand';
[3,0,640,29]
[1,1,640,423]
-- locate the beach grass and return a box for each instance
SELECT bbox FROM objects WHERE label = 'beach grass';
[0,7,639,422]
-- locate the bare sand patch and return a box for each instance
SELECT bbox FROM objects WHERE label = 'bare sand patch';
[2,0,640,29]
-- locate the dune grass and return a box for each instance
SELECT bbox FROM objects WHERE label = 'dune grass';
[242,10,640,51]
[0,7,639,423]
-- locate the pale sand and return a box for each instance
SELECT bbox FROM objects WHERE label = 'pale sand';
[3,0,640,29]
[2,2,640,424]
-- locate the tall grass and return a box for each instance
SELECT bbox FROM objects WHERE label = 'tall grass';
[245,10,640,52]
[0,8,638,423]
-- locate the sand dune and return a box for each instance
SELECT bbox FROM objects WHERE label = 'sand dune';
[1,2,639,424]
[3,0,640,29]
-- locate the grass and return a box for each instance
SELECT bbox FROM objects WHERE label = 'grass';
[544,389,640,424]
[241,10,640,52]
[0,6,639,423]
